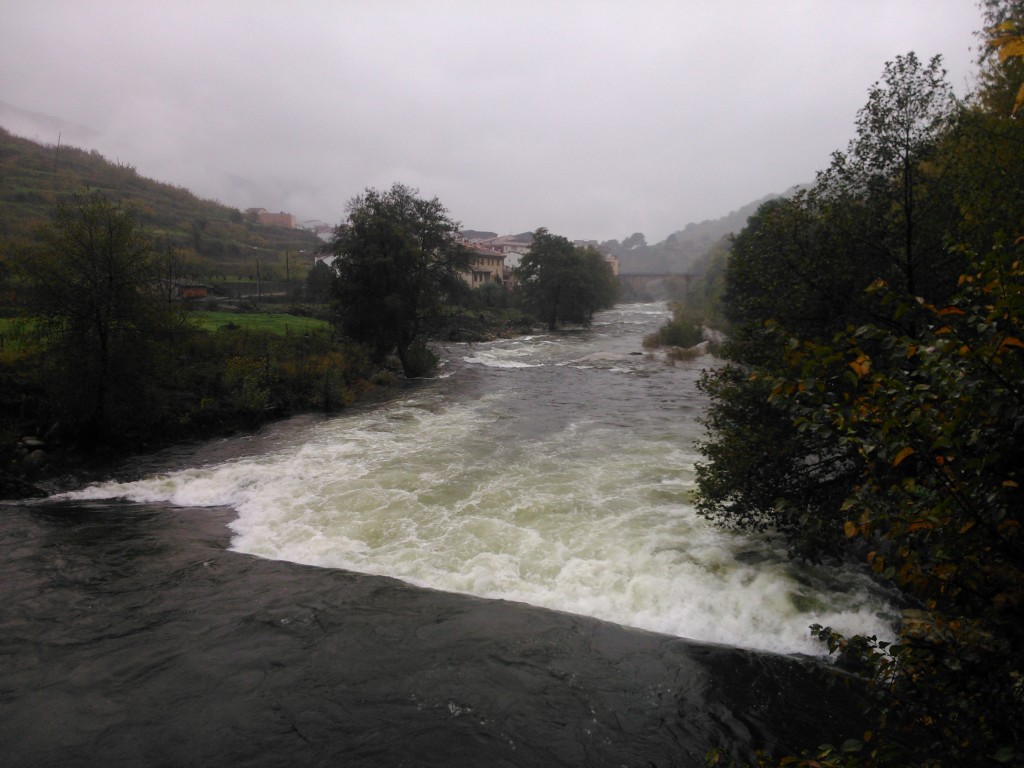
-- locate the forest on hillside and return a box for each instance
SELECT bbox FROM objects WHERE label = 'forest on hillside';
[0,127,320,284]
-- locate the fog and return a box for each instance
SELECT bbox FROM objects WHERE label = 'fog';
[1,1,981,242]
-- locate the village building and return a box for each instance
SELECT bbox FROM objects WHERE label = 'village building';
[474,235,533,270]
[246,208,297,228]
[462,241,507,287]
[300,219,335,241]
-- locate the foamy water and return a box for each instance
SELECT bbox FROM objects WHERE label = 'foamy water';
[64,304,897,655]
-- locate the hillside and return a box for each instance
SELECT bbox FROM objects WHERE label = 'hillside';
[0,127,320,280]
[612,189,799,275]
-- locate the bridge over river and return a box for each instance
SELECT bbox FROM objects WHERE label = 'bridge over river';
[618,272,697,301]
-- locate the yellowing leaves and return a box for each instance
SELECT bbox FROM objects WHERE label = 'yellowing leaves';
[849,354,872,377]
[989,22,1024,114]
[990,21,1024,60]
[932,563,958,580]
[998,336,1024,353]
[892,446,915,467]
[995,37,1024,61]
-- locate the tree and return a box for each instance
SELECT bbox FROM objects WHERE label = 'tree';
[24,191,186,443]
[514,228,619,330]
[946,4,1024,258]
[695,29,1024,763]
[622,232,647,250]
[304,259,335,304]
[325,183,469,377]
[697,54,965,559]
[977,1,1024,115]
[817,52,957,300]
[764,253,1024,766]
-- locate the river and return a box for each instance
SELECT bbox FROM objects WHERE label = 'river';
[0,303,893,766]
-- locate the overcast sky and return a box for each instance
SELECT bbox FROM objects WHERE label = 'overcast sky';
[1,1,983,243]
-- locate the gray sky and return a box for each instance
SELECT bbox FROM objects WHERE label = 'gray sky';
[1,1,982,243]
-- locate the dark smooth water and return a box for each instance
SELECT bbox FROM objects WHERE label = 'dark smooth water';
[0,499,867,767]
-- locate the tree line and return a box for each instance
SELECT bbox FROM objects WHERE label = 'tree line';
[696,3,1024,765]
[322,182,619,377]
[1,183,618,473]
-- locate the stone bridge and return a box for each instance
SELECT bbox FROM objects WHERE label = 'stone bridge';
[617,273,697,302]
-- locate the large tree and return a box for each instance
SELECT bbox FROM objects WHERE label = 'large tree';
[24,191,186,443]
[325,183,469,377]
[514,228,619,330]
[697,25,1024,763]
[697,54,963,558]
[817,52,958,301]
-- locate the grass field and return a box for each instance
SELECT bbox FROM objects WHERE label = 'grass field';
[0,312,331,361]
[0,317,36,359]
[188,311,331,336]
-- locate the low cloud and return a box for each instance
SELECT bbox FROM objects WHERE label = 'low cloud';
[0,1,981,242]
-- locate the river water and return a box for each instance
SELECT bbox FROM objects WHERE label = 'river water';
[0,303,894,766]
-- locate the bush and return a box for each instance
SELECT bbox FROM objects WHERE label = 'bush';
[643,316,703,349]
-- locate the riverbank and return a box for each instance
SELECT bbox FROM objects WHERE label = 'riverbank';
[0,378,400,499]
[0,306,537,500]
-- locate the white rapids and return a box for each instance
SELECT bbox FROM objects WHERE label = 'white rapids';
[63,304,897,655]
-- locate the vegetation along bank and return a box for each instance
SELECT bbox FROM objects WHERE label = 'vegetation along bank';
[0,165,618,491]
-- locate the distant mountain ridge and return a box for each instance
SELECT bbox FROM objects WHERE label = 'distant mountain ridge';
[611,189,800,275]
[2,101,798,282]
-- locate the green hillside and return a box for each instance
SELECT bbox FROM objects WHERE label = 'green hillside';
[610,191,794,275]
[0,127,321,281]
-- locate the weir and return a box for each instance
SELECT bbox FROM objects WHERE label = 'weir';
[62,303,895,657]
[1,303,888,766]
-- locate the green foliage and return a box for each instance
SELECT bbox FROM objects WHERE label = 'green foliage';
[817,53,959,301]
[20,191,189,443]
[698,52,967,559]
[326,183,469,377]
[304,260,335,304]
[2,195,380,456]
[514,228,619,330]
[643,302,703,349]
[0,127,320,282]
[764,256,1024,764]
[696,356,857,561]
[189,310,329,336]
[2,315,378,457]
[644,317,702,349]
[697,26,1024,765]
[977,2,1024,115]
[223,355,272,414]
[672,235,731,329]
